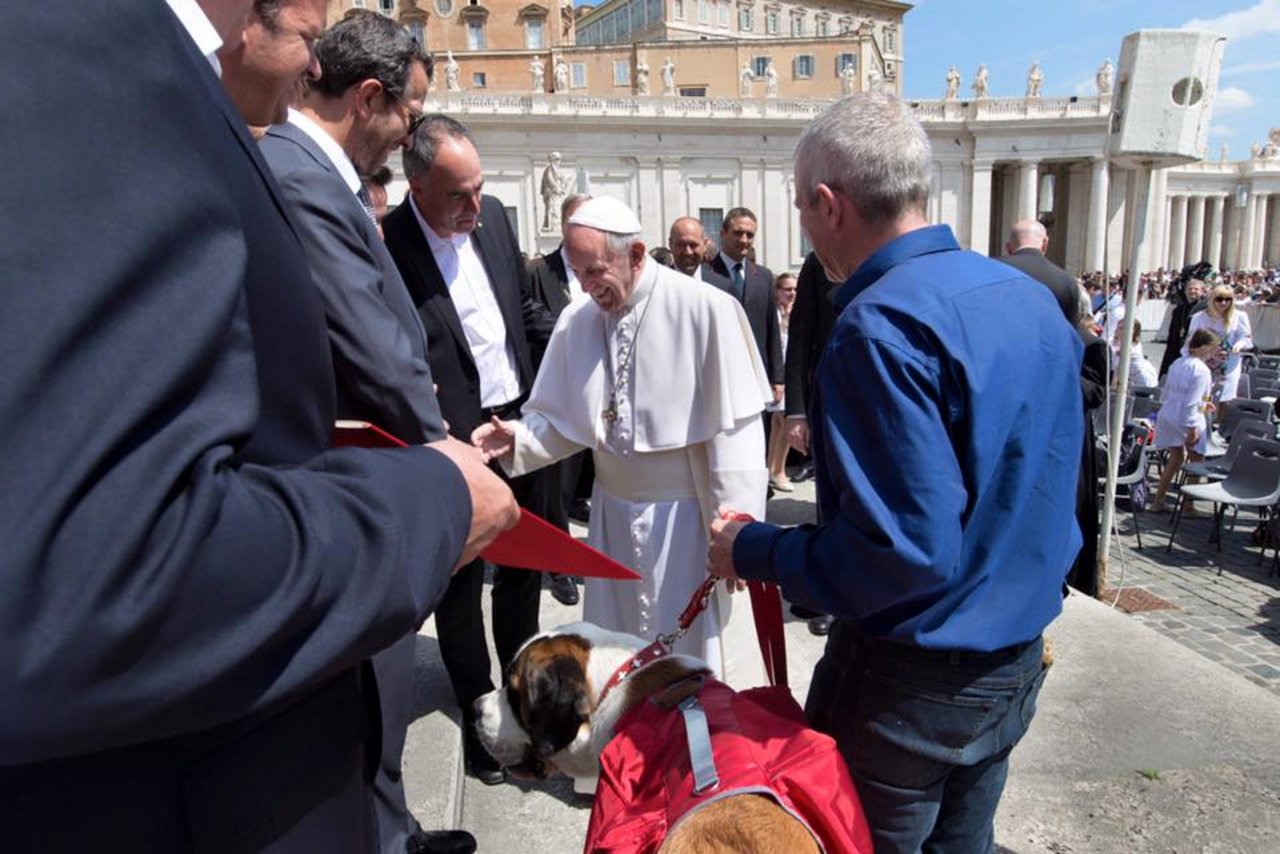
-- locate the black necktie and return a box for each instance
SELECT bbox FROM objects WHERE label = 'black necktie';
[732,262,746,302]
[355,186,378,227]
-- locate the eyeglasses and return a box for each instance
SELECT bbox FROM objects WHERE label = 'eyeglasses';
[388,88,427,137]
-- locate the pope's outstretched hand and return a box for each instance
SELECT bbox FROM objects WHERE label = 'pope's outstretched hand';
[472,416,517,464]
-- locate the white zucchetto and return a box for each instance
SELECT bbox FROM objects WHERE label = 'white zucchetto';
[567,196,643,234]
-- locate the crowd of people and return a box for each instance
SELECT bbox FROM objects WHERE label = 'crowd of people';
[1082,264,1280,305]
[6,3,1104,853]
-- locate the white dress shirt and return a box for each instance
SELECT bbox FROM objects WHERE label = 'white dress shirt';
[286,108,361,195]
[410,196,523,408]
[166,0,222,76]
[719,250,747,296]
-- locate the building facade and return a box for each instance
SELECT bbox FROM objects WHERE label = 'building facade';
[326,2,1278,276]
[326,0,904,98]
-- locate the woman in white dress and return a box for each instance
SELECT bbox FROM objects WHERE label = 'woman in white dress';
[766,272,797,492]
[1152,329,1219,510]
[1183,284,1253,410]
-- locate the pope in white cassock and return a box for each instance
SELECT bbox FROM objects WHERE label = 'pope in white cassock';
[473,197,771,688]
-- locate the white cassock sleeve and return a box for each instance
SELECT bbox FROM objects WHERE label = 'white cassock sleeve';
[700,413,768,524]
[505,412,588,478]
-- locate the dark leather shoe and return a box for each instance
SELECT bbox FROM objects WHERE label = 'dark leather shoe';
[406,828,477,854]
[807,615,834,636]
[463,720,505,786]
[568,498,591,523]
[548,573,579,606]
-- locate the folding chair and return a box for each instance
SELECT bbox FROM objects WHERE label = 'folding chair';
[1255,354,1280,372]
[1181,417,1275,482]
[1104,443,1152,549]
[1166,438,1280,574]
[1219,399,1274,441]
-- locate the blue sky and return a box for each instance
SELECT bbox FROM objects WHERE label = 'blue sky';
[903,0,1279,158]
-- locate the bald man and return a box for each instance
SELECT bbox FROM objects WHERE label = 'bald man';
[668,216,732,290]
[999,219,1078,322]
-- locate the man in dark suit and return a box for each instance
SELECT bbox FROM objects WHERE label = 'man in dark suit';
[383,115,558,786]
[257,13,465,853]
[709,208,785,408]
[0,3,515,852]
[782,252,841,636]
[668,215,733,291]
[527,192,594,606]
[999,219,1079,321]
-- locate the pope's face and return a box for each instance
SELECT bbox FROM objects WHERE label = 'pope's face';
[564,226,644,314]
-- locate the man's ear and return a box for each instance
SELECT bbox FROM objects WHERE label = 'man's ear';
[630,241,647,271]
[352,78,384,120]
[814,183,842,229]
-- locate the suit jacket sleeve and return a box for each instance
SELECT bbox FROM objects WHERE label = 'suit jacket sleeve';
[1080,334,1109,410]
[765,285,784,385]
[1,4,470,764]
[785,258,820,417]
[268,151,447,443]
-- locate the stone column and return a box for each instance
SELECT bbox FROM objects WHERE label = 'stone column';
[1208,194,1226,270]
[1085,158,1108,274]
[1017,160,1039,221]
[1168,194,1188,270]
[969,159,994,255]
[1268,195,1280,266]
[1241,191,1259,269]
[1251,193,1271,269]
[1186,194,1206,266]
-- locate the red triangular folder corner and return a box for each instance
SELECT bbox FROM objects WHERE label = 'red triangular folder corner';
[332,421,639,581]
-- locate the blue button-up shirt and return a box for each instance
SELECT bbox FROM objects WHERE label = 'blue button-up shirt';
[735,225,1083,651]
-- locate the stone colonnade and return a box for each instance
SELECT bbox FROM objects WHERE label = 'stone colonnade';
[1158,191,1279,271]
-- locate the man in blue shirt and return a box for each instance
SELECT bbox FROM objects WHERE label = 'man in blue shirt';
[708,92,1084,852]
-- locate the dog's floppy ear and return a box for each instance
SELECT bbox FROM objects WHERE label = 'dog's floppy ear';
[522,654,590,759]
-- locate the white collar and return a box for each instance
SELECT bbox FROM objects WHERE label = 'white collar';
[287,108,362,195]
[719,250,746,274]
[166,0,222,76]
[409,194,471,252]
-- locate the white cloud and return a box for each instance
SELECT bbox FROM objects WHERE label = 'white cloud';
[1223,58,1280,76]
[1210,125,1237,137]
[1214,85,1256,113]
[1184,0,1280,41]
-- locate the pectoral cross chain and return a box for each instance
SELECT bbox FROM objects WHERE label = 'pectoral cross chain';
[602,395,619,427]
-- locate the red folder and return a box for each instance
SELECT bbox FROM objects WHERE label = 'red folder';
[332,421,640,581]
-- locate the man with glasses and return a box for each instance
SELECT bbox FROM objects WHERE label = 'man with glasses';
[260,12,468,854]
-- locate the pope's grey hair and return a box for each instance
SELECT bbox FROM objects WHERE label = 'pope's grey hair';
[605,231,643,256]
[794,92,932,224]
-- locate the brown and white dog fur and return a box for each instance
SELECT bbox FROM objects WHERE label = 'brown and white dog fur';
[474,622,820,853]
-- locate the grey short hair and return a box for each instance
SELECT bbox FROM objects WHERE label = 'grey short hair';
[794,92,932,224]
[605,231,643,256]
[402,114,473,179]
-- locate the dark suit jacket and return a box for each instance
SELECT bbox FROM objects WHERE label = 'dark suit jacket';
[709,254,784,384]
[383,194,557,441]
[0,6,469,850]
[696,261,734,293]
[784,253,841,419]
[528,246,572,318]
[260,121,446,444]
[1000,247,1079,323]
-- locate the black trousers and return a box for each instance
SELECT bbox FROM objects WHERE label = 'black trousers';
[435,464,551,712]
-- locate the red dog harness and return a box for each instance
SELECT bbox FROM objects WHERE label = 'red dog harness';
[583,678,872,854]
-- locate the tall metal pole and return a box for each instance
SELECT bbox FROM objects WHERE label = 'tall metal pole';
[1098,161,1154,589]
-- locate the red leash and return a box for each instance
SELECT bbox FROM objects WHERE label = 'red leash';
[595,514,788,707]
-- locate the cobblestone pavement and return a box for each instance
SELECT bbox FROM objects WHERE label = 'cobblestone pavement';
[780,457,1280,697]
[1104,497,1280,696]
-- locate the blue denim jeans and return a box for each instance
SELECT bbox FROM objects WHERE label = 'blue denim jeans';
[805,621,1049,854]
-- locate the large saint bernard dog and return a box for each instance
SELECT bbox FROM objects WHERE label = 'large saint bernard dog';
[475,622,868,853]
